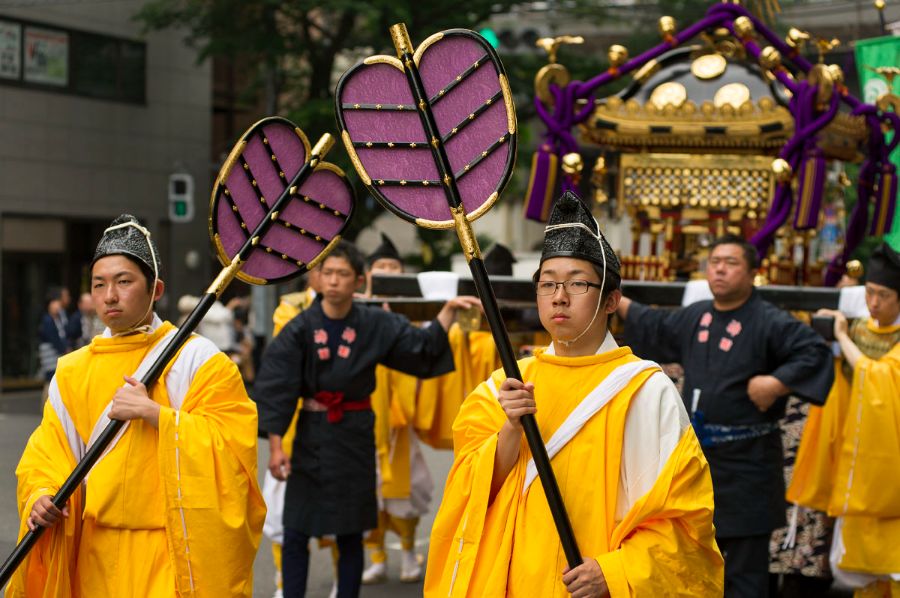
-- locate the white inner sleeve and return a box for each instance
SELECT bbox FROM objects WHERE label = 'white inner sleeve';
[616,370,690,522]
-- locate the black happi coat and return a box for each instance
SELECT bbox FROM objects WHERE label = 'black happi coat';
[625,290,833,537]
[255,297,454,536]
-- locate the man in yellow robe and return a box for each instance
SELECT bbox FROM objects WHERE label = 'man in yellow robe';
[8,214,265,597]
[363,233,434,584]
[789,243,900,597]
[426,192,723,597]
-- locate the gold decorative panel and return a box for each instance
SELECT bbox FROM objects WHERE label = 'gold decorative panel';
[618,153,775,214]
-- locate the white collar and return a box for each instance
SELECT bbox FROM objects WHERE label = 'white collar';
[546,331,618,356]
[102,313,163,338]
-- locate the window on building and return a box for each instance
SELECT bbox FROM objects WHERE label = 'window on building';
[0,15,145,104]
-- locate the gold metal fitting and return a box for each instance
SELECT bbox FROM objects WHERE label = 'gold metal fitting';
[311,133,335,159]
[772,158,793,183]
[875,0,886,11]
[535,35,584,65]
[846,259,864,279]
[561,153,584,175]
[814,37,841,63]
[450,205,482,263]
[733,16,754,39]
[759,46,782,70]
[608,44,629,68]
[838,170,852,187]
[786,28,810,50]
[827,64,845,87]
[390,23,414,59]
[808,64,835,108]
[658,16,676,38]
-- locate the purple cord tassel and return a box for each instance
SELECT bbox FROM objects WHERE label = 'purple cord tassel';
[794,146,826,230]
[524,146,558,222]
[871,162,897,236]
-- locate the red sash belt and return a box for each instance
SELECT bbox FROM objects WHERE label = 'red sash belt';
[310,391,371,423]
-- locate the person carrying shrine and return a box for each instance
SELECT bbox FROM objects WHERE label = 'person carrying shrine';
[426,191,723,598]
[788,242,900,598]
[362,232,434,584]
[254,240,478,598]
[9,214,265,597]
[616,232,834,598]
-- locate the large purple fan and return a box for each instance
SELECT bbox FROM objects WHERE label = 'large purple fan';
[335,29,516,228]
[209,117,354,284]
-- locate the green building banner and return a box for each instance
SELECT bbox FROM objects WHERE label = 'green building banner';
[855,35,900,251]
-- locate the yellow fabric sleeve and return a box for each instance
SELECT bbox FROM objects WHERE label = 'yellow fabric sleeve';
[829,344,900,517]
[595,429,723,597]
[424,373,524,598]
[8,399,84,598]
[157,352,266,597]
[787,359,851,511]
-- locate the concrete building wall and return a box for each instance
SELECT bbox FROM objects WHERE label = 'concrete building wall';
[0,2,212,384]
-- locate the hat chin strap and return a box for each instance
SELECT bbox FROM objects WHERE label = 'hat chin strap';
[554,238,607,348]
[103,221,160,336]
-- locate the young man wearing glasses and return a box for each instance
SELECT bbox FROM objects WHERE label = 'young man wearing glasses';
[425,191,723,598]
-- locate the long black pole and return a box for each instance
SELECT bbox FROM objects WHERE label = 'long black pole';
[469,258,583,567]
[390,24,582,568]
[0,133,335,589]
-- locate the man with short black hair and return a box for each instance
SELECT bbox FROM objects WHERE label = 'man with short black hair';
[255,240,478,598]
[617,233,834,598]
[426,192,723,597]
[11,214,264,597]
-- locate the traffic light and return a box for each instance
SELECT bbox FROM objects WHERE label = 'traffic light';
[478,28,500,49]
[168,173,194,223]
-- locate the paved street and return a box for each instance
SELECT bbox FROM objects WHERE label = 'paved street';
[0,391,452,598]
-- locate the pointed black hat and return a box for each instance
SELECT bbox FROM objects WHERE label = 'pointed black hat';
[91,214,162,276]
[367,232,402,265]
[540,191,619,277]
[868,243,900,294]
[484,243,516,276]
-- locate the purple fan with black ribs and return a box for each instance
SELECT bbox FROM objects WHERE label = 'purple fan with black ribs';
[209,117,354,284]
[335,29,516,228]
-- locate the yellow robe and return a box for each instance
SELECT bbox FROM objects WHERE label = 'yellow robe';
[9,322,265,597]
[425,346,723,597]
[415,324,499,449]
[371,365,419,496]
[789,319,900,576]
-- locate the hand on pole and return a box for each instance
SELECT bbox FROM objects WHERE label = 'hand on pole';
[562,558,609,598]
[26,495,68,532]
[436,295,482,331]
[109,376,160,428]
[498,378,537,431]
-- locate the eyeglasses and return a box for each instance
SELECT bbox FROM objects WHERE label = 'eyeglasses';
[534,279,603,296]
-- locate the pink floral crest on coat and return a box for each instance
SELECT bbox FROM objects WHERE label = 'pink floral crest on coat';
[700,312,713,328]
[314,329,328,345]
[341,327,357,344]
[337,345,351,359]
[698,330,709,343]
[726,319,742,337]
[719,337,733,352]
[317,347,331,360]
